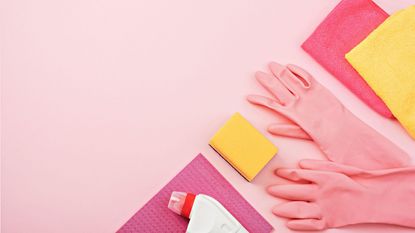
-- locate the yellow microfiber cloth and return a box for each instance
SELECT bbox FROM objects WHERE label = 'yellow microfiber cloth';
[346,5,415,139]
[209,113,278,181]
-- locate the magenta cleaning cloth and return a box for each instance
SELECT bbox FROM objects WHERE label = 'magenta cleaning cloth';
[117,154,273,233]
[302,0,393,118]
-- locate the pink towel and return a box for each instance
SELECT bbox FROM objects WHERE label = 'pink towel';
[117,154,273,233]
[302,0,393,118]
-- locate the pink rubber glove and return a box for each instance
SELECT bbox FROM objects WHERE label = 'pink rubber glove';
[269,160,415,230]
[247,63,409,169]
[268,123,312,140]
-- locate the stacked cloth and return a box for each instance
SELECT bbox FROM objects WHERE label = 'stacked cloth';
[302,0,392,117]
[346,6,415,139]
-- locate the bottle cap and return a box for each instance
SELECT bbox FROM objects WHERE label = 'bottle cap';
[168,191,196,218]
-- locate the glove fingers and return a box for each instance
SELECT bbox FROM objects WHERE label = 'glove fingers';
[299,159,365,176]
[246,95,285,113]
[286,219,327,231]
[276,168,327,184]
[269,62,304,95]
[255,71,295,105]
[268,123,312,140]
[268,184,317,201]
[273,201,322,219]
[286,64,313,87]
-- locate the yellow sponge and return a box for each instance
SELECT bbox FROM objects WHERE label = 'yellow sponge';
[209,113,278,181]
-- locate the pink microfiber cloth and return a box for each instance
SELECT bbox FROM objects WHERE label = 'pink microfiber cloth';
[302,0,393,118]
[117,154,273,233]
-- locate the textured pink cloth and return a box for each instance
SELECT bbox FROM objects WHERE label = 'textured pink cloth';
[302,0,392,118]
[117,154,273,233]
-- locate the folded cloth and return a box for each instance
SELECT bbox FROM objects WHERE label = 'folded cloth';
[346,6,415,139]
[116,154,273,233]
[302,0,392,118]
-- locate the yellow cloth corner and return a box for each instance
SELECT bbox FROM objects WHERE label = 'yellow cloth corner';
[346,5,415,139]
[209,113,278,181]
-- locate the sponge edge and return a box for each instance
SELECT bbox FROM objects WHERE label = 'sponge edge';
[209,113,278,182]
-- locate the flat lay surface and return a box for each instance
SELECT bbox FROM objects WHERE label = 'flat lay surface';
[2,0,415,232]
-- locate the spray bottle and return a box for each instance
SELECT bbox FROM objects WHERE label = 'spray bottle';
[168,191,249,233]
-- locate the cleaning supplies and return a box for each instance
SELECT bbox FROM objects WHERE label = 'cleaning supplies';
[346,5,415,139]
[247,62,410,169]
[117,154,273,233]
[168,192,249,233]
[302,0,392,117]
[269,159,415,230]
[209,113,278,182]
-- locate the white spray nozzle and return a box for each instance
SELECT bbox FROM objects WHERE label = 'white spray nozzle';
[168,191,187,215]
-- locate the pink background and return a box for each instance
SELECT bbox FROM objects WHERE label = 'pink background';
[2,0,415,232]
